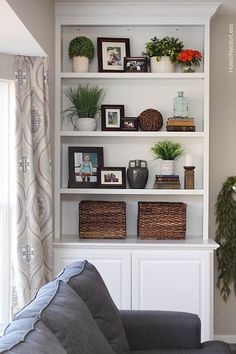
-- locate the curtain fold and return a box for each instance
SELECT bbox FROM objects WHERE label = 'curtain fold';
[13,56,52,312]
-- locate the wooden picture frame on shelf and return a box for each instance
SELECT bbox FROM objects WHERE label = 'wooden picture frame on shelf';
[101,104,125,131]
[124,57,148,72]
[121,117,138,131]
[97,37,130,72]
[68,146,104,188]
[97,167,126,188]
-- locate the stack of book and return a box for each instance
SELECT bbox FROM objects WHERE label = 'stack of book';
[166,117,196,132]
[153,175,181,189]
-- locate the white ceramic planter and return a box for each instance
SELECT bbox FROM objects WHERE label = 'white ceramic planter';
[160,160,175,175]
[150,56,175,73]
[75,118,97,131]
[72,56,89,73]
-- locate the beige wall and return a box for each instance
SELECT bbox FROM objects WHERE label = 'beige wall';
[6,0,54,58]
[0,53,14,79]
[210,15,236,335]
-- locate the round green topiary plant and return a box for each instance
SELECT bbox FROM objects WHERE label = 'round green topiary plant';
[68,36,95,59]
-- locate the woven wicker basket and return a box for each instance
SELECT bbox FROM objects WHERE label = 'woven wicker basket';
[79,200,126,239]
[138,202,186,240]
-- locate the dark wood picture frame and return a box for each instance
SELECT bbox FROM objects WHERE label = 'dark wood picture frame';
[68,146,104,188]
[97,37,130,72]
[121,117,138,131]
[124,57,148,72]
[101,104,125,131]
[97,167,126,189]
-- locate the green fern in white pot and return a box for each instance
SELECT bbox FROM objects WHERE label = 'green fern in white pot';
[151,140,184,175]
[63,84,105,131]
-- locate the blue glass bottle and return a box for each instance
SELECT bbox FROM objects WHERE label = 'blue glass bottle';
[173,91,188,118]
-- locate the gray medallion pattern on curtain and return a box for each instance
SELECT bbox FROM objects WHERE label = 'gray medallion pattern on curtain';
[13,56,52,312]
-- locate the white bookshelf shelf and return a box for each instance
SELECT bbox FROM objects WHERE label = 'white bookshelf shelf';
[60,188,204,195]
[53,234,218,251]
[61,72,205,80]
[60,131,205,138]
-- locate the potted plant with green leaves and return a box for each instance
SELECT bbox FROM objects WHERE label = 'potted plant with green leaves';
[145,36,184,73]
[68,36,95,73]
[151,140,184,175]
[215,176,236,302]
[63,84,105,131]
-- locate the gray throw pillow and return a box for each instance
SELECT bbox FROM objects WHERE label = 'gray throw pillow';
[13,280,114,354]
[0,318,66,354]
[57,260,129,354]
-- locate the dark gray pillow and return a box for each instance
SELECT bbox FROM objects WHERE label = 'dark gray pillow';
[57,260,129,354]
[13,280,114,354]
[0,318,66,354]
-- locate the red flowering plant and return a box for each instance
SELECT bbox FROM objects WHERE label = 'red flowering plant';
[177,49,202,67]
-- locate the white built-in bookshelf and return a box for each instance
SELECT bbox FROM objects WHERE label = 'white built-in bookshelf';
[54,2,220,341]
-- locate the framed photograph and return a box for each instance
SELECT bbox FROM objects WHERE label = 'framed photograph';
[101,104,125,131]
[97,37,130,72]
[68,147,104,188]
[124,57,148,72]
[121,117,138,131]
[97,167,126,189]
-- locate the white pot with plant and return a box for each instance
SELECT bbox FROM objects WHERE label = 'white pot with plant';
[151,140,184,175]
[145,36,184,73]
[68,36,95,73]
[63,84,105,131]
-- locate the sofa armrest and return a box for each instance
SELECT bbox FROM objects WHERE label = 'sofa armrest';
[119,310,201,351]
[200,341,232,354]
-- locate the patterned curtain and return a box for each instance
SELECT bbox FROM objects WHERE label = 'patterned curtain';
[13,56,52,312]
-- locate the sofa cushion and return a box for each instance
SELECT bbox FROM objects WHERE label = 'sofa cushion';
[130,340,232,354]
[0,319,66,354]
[13,280,114,354]
[57,260,129,354]
[129,341,232,353]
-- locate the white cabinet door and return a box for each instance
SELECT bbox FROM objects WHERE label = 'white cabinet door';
[54,248,131,310]
[132,250,213,341]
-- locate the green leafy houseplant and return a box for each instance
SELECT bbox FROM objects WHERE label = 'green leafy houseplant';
[151,140,184,160]
[215,176,236,302]
[63,85,105,130]
[145,36,184,63]
[68,36,95,59]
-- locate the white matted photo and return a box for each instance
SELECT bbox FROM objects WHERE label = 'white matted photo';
[97,167,126,189]
[97,38,130,72]
[101,170,122,184]
[101,104,125,131]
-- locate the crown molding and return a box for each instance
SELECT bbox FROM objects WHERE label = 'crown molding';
[55,2,222,24]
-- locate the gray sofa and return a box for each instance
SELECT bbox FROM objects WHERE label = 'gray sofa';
[0,260,231,354]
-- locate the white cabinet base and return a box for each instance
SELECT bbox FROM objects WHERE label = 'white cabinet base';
[54,248,131,310]
[132,250,213,342]
[53,239,217,342]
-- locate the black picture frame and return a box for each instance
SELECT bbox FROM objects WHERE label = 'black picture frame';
[121,117,138,131]
[97,167,126,189]
[101,104,125,131]
[124,57,148,72]
[97,37,130,72]
[68,146,104,188]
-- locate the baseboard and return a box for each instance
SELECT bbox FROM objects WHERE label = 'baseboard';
[214,335,236,343]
